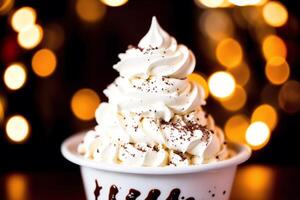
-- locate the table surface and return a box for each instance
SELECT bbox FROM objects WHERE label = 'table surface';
[0,164,299,200]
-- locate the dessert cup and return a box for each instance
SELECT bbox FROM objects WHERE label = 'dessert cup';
[61,132,251,200]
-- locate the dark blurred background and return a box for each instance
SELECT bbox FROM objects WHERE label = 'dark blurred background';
[0,0,299,178]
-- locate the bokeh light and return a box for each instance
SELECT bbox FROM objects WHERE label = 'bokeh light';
[229,0,261,6]
[76,0,106,23]
[6,174,29,200]
[225,114,249,144]
[17,24,43,49]
[265,57,289,85]
[208,71,236,99]
[216,38,243,68]
[187,72,209,99]
[263,1,288,27]
[101,0,128,7]
[262,35,287,61]
[227,63,250,86]
[246,121,270,150]
[278,81,300,114]
[200,10,233,41]
[0,0,14,15]
[220,85,247,111]
[0,104,4,122]
[232,165,274,200]
[0,96,5,123]
[6,115,30,143]
[71,89,100,121]
[11,7,36,32]
[196,0,226,8]
[32,48,57,77]
[251,104,278,130]
[4,63,27,90]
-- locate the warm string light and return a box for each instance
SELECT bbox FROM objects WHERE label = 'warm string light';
[11,6,36,32]
[262,35,287,61]
[216,38,243,68]
[251,104,277,130]
[196,0,229,8]
[229,0,261,6]
[17,24,43,49]
[71,89,100,121]
[265,57,290,85]
[32,48,57,77]
[208,71,236,99]
[10,7,43,49]
[225,114,249,144]
[263,1,288,27]
[246,121,270,150]
[6,115,30,143]
[3,63,27,90]
[101,0,128,7]
[220,85,247,111]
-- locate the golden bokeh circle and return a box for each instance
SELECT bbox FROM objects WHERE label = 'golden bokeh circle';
[220,85,247,111]
[251,104,278,130]
[32,49,57,77]
[11,6,36,32]
[3,63,27,90]
[262,35,287,61]
[6,115,30,143]
[208,71,236,99]
[263,1,288,27]
[71,89,100,121]
[265,57,289,85]
[246,121,270,150]
[225,114,249,144]
[216,38,243,68]
[17,24,43,49]
[101,0,128,7]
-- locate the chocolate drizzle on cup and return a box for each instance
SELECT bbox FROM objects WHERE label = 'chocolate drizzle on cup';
[109,185,119,200]
[126,189,141,200]
[93,179,196,200]
[166,188,181,200]
[145,189,161,200]
[93,180,102,200]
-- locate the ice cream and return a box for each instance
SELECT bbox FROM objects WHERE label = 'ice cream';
[77,17,228,167]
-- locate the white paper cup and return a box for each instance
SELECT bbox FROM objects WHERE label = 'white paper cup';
[61,132,251,200]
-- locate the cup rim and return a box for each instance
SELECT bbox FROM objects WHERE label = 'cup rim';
[61,132,251,175]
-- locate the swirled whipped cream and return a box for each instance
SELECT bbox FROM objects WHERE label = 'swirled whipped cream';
[78,17,229,167]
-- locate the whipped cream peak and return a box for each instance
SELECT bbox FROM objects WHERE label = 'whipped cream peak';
[113,17,195,79]
[138,16,170,49]
[78,17,229,167]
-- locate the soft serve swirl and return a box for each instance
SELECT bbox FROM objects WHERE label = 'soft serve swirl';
[78,17,229,167]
